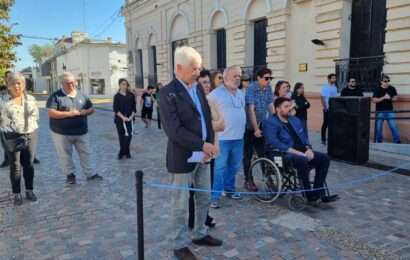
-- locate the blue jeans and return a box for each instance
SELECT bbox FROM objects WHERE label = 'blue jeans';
[375,112,401,143]
[212,139,244,201]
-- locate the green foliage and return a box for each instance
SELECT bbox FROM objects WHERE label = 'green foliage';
[28,43,54,64]
[0,0,20,85]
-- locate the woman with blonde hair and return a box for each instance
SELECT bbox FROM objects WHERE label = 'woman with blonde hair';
[1,72,39,205]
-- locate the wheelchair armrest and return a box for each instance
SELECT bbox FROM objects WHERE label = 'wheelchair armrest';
[265,146,287,157]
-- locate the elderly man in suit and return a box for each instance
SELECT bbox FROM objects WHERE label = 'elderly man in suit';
[159,46,223,260]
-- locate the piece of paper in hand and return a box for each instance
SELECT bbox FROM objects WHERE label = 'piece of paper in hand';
[187,152,205,163]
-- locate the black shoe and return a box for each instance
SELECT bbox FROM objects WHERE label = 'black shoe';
[66,173,76,184]
[205,216,216,228]
[125,154,131,159]
[321,194,339,203]
[14,194,23,206]
[87,174,103,181]
[0,161,9,168]
[33,158,40,164]
[321,140,326,145]
[118,153,124,160]
[173,247,197,260]
[192,235,223,247]
[26,190,37,202]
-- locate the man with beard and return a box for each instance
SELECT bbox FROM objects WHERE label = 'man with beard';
[263,97,339,204]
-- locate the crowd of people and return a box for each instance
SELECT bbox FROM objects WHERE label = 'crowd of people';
[156,47,402,260]
[0,45,402,260]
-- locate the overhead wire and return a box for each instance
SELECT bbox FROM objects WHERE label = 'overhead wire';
[92,7,122,38]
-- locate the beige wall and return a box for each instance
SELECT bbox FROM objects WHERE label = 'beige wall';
[124,0,410,96]
[124,0,410,141]
[384,1,410,95]
[287,1,316,87]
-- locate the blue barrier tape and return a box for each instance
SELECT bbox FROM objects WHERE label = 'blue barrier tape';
[143,161,410,195]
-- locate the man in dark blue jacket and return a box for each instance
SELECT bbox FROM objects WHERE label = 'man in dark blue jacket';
[263,97,339,204]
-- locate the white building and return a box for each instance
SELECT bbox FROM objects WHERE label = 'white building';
[42,32,128,99]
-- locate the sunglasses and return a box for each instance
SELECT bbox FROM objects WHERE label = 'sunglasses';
[382,80,390,83]
[264,76,274,81]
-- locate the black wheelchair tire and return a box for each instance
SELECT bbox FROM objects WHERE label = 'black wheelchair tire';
[249,158,282,203]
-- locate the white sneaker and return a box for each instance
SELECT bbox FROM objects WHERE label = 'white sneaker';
[225,192,242,200]
[210,201,220,209]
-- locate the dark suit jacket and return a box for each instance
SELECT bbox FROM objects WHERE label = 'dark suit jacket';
[159,79,214,173]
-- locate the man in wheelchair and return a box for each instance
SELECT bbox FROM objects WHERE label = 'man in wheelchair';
[263,97,339,204]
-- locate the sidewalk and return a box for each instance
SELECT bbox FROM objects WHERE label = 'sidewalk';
[0,109,409,259]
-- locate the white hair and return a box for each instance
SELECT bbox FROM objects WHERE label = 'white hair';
[174,46,202,71]
[6,72,26,84]
[223,65,242,80]
[61,71,76,82]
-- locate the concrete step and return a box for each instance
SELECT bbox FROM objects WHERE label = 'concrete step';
[370,142,410,157]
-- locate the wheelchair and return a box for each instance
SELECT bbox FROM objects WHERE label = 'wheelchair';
[249,148,330,211]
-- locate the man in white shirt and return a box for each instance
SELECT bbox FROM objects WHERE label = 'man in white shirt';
[208,66,246,208]
[320,73,338,145]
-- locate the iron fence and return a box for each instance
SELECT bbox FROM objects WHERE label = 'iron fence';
[335,55,385,92]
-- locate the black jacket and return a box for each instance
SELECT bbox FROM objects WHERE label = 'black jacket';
[341,86,364,97]
[292,95,310,121]
[159,79,214,173]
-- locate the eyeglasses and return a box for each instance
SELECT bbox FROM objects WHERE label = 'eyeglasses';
[382,80,390,83]
[264,77,274,81]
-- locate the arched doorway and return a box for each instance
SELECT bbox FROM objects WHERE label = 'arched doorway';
[244,0,270,72]
[209,10,228,70]
[147,33,158,86]
[135,38,144,88]
[169,14,189,77]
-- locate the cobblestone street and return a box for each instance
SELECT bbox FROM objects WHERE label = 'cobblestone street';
[0,108,409,260]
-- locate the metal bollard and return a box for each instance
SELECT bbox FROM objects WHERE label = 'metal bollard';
[135,170,144,260]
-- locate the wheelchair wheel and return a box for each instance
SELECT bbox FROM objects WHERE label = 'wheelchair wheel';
[250,158,282,203]
[288,194,307,211]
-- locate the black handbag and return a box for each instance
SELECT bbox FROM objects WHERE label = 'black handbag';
[2,97,30,153]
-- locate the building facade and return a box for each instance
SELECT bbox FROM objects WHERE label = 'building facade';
[123,0,410,141]
[42,32,128,99]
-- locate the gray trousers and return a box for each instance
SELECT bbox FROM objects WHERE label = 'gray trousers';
[171,163,211,249]
[51,132,93,177]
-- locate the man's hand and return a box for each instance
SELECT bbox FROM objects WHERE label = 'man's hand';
[79,109,88,116]
[305,149,315,161]
[254,128,263,138]
[203,142,217,157]
[202,153,212,163]
[70,110,81,117]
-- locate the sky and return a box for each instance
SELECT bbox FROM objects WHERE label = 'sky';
[10,0,126,70]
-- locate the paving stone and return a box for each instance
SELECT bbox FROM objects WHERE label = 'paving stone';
[224,249,239,258]
[0,108,408,259]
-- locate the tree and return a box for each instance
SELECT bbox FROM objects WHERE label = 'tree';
[28,43,54,64]
[0,0,20,85]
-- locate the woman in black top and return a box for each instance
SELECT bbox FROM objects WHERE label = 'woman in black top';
[292,82,311,133]
[113,79,136,159]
